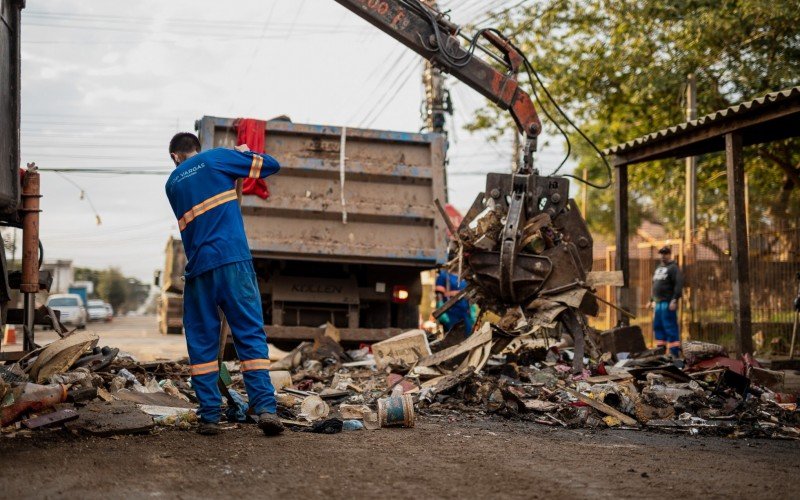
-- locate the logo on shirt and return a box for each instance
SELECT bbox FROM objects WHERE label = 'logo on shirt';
[169,162,206,187]
[653,266,669,282]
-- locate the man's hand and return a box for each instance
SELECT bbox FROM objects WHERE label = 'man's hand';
[234,144,250,153]
[647,300,654,310]
[669,299,678,311]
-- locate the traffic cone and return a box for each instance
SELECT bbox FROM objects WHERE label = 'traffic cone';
[3,325,16,345]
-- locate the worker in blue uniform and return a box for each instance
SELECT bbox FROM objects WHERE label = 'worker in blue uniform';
[165,132,283,436]
[435,270,474,336]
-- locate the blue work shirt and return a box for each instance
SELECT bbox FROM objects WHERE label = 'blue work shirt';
[435,271,470,316]
[165,147,280,279]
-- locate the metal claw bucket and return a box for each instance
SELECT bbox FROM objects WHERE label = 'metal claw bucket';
[377,394,415,428]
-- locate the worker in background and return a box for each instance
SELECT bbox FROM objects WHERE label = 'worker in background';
[649,246,684,358]
[435,270,474,336]
[165,132,283,436]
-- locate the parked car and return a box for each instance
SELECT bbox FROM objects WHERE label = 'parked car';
[104,303,114,322]
[87,299,111,322]
[46,293,87,329]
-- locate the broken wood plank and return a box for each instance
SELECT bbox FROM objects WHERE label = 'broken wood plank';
[563,387,638,426]
[416,323,492,368]
[586,373,634,384]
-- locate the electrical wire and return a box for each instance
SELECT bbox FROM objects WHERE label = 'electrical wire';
[464,27,613,189]
[520,53,612,188]
[407,1,611,188]
[53,172,104,224]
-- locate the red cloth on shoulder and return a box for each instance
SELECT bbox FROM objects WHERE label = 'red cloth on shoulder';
[235,118,270,199]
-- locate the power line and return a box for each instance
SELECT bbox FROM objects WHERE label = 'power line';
[359,59,421,128]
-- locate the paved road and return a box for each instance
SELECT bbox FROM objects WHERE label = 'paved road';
[3,315,188,362]
[0,417,798,499]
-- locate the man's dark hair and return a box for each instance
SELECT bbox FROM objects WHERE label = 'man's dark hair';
[169,132,201,155]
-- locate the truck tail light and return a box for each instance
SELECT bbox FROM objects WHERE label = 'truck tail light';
[392,285,410,303]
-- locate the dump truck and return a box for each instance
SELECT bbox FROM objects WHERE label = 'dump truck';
[192,116,447,343]
[156,237,186,335]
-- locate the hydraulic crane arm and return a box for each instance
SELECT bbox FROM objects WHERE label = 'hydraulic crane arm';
[333,0,541,170]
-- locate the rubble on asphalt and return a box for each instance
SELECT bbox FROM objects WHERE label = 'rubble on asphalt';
[1,321,798,439]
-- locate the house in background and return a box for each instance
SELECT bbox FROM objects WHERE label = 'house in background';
[41,259,73,294]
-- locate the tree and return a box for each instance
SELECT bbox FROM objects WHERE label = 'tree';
[74,267,101,297]
[469,0,800,239]
[97,268,127,313]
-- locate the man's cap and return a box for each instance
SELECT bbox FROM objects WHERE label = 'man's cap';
[658,246,672,255]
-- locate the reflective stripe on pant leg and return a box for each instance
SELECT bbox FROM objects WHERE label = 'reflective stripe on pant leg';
[241,359,271,371]
[183,271,224,423]
[218,261,277,414]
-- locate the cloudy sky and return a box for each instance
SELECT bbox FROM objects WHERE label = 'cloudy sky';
[16,0,571,281]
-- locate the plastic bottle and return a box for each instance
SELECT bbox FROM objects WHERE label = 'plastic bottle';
[1,383,68,426]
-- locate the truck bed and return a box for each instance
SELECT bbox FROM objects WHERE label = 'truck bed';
[196,116,448,267]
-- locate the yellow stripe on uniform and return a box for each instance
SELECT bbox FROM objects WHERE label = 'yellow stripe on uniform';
[248,155,264,179]
[178,189,238,231]
[190,361,219,376]
[240,358,270,372]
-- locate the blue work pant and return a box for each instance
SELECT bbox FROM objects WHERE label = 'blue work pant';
[183,260,276,423]
[653,300,681,357]
[441,303,474,336]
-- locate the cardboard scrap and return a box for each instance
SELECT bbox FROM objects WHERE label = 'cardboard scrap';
[372,330,432,370]
[28,331,99,383]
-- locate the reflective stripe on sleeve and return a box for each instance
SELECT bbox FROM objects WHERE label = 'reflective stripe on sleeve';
[248,155,264,179]
[241,358,271,372]
[190,361,219,376]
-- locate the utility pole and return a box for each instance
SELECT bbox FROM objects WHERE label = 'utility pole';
[421,1,450,136]
[684,74,697,248]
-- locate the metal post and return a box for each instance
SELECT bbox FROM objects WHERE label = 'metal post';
[614,164,632,325]
[684,74,697,248]
[725,132,753,354]
[20,167,42,352]
[581,169,589,219]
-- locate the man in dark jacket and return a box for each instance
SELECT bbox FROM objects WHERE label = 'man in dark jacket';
[650,246,684,357]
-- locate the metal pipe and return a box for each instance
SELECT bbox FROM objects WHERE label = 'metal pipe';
[20,166,42,352]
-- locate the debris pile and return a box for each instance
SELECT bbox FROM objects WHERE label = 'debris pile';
[2,321,798,440]
[1,330,196,436]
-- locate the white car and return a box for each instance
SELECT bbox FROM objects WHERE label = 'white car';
[46,293,87,329]
[104,303,114,321]
[87,299,111,322]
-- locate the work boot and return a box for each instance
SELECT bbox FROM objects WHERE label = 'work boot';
[197,420,220,436]
[257,412,285,436]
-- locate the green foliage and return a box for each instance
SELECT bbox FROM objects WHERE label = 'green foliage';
[97,268,127,312]
[470,0,800,236]
[75,267,149,313]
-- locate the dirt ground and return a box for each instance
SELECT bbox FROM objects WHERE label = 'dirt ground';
[1,415,798,500]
